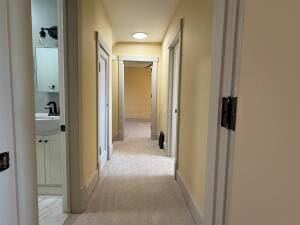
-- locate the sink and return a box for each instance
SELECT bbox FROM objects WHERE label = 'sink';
[35,113,60,136]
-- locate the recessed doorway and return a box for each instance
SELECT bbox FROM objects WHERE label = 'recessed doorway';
[124,62,152,139]
[118,56,159,141]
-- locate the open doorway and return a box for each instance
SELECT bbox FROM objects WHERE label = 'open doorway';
[117,56,158,141]
[124,62,152,139]
[31,0,69,224]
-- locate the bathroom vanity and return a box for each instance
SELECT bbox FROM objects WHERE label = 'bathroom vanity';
[35,113,62,195]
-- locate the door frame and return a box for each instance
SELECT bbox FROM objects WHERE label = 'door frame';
[96,31,111,174]
[204,0,244,225]
[57,0,71,213]
[166,19,183,175]
[117,55,159,141]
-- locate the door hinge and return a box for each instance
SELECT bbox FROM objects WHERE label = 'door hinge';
[98,62,101,72]
[97,161,99,169]
[221,97,237,131]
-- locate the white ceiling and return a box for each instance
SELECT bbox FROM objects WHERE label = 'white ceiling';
[102,0,180,43]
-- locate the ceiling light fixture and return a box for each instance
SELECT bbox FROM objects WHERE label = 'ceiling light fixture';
[132,32,148,39]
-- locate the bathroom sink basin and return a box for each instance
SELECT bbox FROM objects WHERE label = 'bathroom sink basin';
[35,113,60,136]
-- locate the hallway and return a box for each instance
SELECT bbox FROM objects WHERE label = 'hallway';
[65,129,195,225]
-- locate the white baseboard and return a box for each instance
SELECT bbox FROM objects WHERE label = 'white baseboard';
[108,144,113,160]
[125,118,151,122]
[163,141,167,150]
[176,170,204,225]
[81,170,98,210]
[38,185,63,195]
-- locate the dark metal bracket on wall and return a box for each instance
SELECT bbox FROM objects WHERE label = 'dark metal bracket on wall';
[221,97,238,131]
[0,152,10,172]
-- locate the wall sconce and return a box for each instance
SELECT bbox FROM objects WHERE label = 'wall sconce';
[39,26,58,40]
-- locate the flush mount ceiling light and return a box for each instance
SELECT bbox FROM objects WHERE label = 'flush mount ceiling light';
[132,32,148,39]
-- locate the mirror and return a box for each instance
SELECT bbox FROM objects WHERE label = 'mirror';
[35,47,59,93]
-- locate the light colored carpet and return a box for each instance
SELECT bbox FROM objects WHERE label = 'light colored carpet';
[124,120,151,139]
[64,124,195,225]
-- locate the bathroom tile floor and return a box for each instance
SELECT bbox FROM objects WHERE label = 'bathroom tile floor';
[38,195,68,225]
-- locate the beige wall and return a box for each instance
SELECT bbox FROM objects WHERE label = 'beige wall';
[228,1,300,225]
[112,43,162,138]
[77,0,113,187]
[161,0,213,211]
[124,67,151,120]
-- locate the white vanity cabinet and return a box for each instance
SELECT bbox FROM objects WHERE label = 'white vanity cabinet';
[36,136,46,185]
[36,133,62,195]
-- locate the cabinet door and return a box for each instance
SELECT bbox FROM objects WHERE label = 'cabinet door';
[36,136,46,185]
[35,48,59,93]
[44,134,62,185]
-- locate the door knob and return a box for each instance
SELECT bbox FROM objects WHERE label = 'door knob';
[44,140,48,143]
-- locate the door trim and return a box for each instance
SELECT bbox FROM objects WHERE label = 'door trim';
[204,0,244,225]
[57,0,71,213]
[66,0,82,213]
[166,19,183,177]
[117,55,159,141]
[96,31,111,175]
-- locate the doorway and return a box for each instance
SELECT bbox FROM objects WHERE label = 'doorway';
[31,0,70,224]
[118,56,158,141]
[97,32,110,173]
[124,62,152,139]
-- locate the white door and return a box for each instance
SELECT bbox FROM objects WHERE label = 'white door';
[98,46,109,172]
[170,42,181,159]
[0,0,19,224]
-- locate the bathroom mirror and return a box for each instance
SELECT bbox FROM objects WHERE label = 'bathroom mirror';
[35,47,59,93]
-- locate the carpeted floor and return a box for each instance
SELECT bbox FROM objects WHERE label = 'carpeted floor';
[64,122,195,225]
[124,120,151,139]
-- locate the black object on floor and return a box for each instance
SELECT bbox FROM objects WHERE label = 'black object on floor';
[159,131,165,149]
